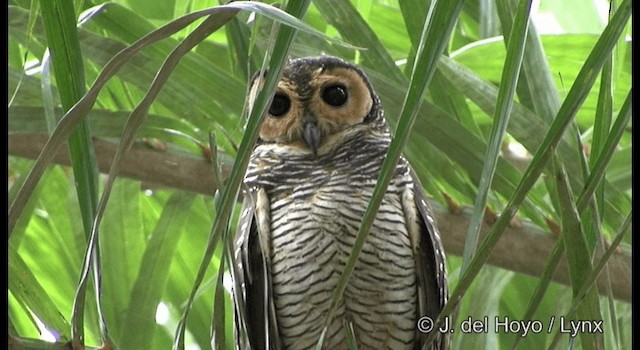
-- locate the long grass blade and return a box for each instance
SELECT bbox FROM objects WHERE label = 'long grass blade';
[317,0,465,347]
[211,240,229,350]
[9,243,71,340]
[37,0,105,345]
[40,51,57,133]
[591,29,619,345]
[548,211,631,349]
[37,0,99,238]
[510,238,564,349]
[117,192,197,348]
[511,89,630,348]
[496,0,562,122]
[71,11,239,350]
[554,154,603,349]
[424,0,631,343]
[461,0,532,270]
[576,91,631,211]
[172,2,312,348]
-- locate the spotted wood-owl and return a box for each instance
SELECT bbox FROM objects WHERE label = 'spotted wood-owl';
[232,56,449,349]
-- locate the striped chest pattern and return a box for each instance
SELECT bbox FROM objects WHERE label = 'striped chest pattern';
[244,131,419,349]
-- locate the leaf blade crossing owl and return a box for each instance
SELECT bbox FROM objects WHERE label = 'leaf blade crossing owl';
[232,56,449,349]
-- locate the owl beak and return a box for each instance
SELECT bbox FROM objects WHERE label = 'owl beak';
[302,113,322,155]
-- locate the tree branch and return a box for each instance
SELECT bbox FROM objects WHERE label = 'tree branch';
[9,133,631,302]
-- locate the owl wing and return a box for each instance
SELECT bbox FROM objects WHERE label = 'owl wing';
[408,169,450,350]
[232,190,281,350]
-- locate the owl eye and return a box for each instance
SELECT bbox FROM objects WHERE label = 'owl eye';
[322,84,348,107]
[269,93,291,117]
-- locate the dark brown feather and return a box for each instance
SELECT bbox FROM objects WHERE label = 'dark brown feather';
[411,169,450,350]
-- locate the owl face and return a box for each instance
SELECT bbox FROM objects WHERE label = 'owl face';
[248,56,381,155]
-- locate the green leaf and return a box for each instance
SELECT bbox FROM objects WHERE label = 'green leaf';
[118,191,197,348]
[426,0,631,343]
[38,0,100,238]
[172,2,312,349]
[9,243,71,341]
[461,0,532,270]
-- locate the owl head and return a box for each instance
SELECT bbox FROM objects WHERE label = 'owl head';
[247,56,385,155]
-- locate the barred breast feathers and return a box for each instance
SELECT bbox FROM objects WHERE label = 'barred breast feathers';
[243,122,419,349]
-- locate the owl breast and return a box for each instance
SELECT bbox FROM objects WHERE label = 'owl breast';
[245,129,418,349]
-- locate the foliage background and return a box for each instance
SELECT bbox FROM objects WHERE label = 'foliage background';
[8,0,631,349]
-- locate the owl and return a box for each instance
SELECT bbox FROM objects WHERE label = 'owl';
[232,56,449,350]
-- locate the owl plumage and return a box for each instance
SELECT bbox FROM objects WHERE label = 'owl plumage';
[232,56,449,349]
